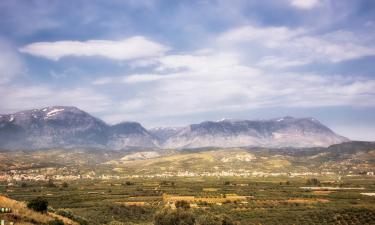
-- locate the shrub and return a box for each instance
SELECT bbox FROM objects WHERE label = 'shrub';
[47,179,57,188]
[154,208,195,225]
[221,215,238,225]
[56,209,89,225]
[175,200,190,209]
[124,181,135,186]
[306,178,320,186]
[48,219,64,225]
[196,214,221,225]
[27,197,48,213]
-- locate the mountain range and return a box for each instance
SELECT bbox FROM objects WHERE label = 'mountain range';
[0,106,349,150]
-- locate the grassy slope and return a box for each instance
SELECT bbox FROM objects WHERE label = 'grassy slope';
[0,195,78,225]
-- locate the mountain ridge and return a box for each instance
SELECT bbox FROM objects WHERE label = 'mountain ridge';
[0,106,349,150]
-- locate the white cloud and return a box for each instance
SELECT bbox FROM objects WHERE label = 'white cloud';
[0,41,24,84]
[290,0,321,10]
[218,26,304,48]
[257,56,309,68]
[218,25,375,64]
[94,52,375,124]
[0,85,111,114]
[19,36,168,61]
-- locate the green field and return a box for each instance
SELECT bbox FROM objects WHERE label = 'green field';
[2,176,375,225]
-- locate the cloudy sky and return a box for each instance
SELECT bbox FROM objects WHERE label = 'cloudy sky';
[0,0,375,140]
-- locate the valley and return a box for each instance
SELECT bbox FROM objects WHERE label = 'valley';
[1,142,374,224]
[1,174,375,224]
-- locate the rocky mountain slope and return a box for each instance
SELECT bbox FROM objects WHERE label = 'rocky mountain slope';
[0,106,157,150]
[0,106,349,150]
[159,117,349,148]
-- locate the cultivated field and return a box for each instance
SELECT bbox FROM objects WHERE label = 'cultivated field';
[1,176,375,225]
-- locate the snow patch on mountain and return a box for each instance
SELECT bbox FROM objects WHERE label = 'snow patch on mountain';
[45,108,65,118]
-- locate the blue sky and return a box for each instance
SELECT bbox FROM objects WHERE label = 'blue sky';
[0,0,375,140]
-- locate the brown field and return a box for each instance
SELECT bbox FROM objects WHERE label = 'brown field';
[163,193,250,204]
[313,190,335,195]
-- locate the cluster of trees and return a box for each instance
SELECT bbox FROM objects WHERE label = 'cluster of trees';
[154,208,238,225]
[154,200,238,225]
[27,197,48,213]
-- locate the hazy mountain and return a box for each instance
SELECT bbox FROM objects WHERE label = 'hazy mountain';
[149,127,184,145]
[0,107,349,150]
[161,117,349,148]
[107,122,158,149]
[0,106,155,150]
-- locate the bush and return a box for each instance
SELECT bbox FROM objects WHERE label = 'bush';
[27,197,48,213]
[221,215,238,225]
[124,181,135,186]
[47,179,57,188]
[154,208,195,225]
[306,178,320,186]
[56,209,89,225]
[175,200,190,209]
[48,219,64,225]
[196,214,221,225]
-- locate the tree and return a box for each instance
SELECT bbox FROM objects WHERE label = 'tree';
[306,178,320,186]
[221,215,238,225]
[47,179,57,188]
[27,197,48,213]
[196,214,221,225]
[175,200,190,209]
[154,208,195,225]
[48,219,64,225]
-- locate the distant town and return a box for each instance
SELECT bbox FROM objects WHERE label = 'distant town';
[1,168,374,183]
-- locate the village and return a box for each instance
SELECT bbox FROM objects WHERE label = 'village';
[0,167,374,183]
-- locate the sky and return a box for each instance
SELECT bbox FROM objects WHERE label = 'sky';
[0,0,375,141]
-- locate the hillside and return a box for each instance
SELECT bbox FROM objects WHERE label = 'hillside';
[110,142,375,174]
[1,142,373,176]
[0,195,78,225]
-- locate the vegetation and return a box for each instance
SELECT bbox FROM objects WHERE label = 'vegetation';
[49,219,65,225]
[1,143,374,224]
[175,200,190,209]
[306,178,321,186]
[2,175,374,225]
[27,197,48,213]
[0,195,78,225]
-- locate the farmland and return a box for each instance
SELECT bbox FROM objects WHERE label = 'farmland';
[1,175,375,224]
